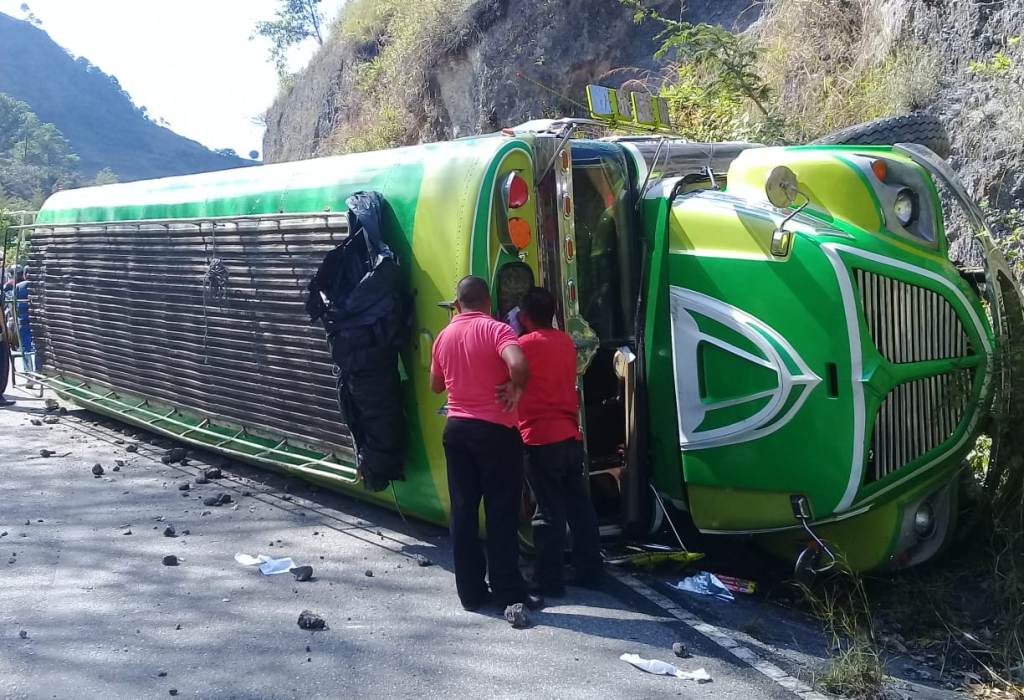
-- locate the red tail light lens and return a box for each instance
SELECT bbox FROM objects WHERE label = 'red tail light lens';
[506,173,529,209]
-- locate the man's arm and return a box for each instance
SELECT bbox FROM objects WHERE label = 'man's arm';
[497,344,529,411]
[430,370,446,394]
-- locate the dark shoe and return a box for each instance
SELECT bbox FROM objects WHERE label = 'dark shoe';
[524,593,545,610]
[460,590,492,612]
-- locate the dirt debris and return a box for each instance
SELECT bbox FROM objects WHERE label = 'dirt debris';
[297,610,327,631]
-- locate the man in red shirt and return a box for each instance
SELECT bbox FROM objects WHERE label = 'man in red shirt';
[514,287,602,596]
[430,276,540,612]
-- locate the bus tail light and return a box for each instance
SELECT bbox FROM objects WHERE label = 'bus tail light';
[505,173,529,209]
[508,217,532,249]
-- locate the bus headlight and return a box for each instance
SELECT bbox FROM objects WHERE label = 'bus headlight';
[913,501,935,538]
[894,188,917,226]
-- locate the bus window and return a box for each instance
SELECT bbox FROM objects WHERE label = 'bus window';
[571,143,637,345]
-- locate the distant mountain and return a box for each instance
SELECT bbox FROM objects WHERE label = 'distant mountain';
[0,12,251,182]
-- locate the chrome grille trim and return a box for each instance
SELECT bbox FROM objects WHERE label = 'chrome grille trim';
[867,371,972,482]
[855,269,971,363]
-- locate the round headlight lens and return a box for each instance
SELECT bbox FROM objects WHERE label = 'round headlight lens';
[894,188,917,226]
[913,501,935,538]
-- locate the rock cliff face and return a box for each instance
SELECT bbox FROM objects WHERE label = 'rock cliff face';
[262,0,758,163]
[265,0,1024,213]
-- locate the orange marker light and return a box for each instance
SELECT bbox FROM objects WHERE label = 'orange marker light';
[560,150,570,171]
[508,217,532,249]
[871,159,888,182]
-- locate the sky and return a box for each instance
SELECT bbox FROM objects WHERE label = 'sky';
[0,0,347,159]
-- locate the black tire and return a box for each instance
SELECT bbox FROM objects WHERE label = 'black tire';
[812,113,950,159]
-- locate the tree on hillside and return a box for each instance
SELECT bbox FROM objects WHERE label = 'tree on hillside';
[0,93,80,209]
[93,167,118,185]
[253,0,325,74]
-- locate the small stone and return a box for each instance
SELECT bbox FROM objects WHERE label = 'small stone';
[194,475,209,485]
[162,555,178,566]
[217,493,232,505]
[42,416,59,424]
[115,459,125,467]
[504,603,529,629]
[672,642,690,658]
[412,554,432,567]
[305,645,311,653]
[164,448,188,464]
[0,532,6,537]
[91,464,104,476]
[38,449,53,458]
[169,690,178,697]
[182,529,190,536]
[281,495,292,501]
[291,566,313,582]
[179,458,190,466]
[112,466,120,472]
[364,570,373,577]
[163,526,176,538]
[177,483,190,491]
[175,624,181,630]
[19,630,27,639]
[297,610,327,631]
[202,497,220,507]
[44,398,59,411]
[157,671,167,677]
[125,444,138,453]
[242,491,253,497]
[122,529,132,536]
[30,418,42,426]
[203,467,222,480]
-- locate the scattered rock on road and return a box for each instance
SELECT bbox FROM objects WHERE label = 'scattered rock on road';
[19,630,27,639]
[202,497,219,506]
[43,416,59,424]
[297,610,327,631]
[163,526,176,538]
[194,475,209,485]
[162,448,188,464]
[203,467,222,480]
[177,482,189,491]
[291,566,313,582]
[412,554,433,567]
[112,465,120,472]
[162,555,179,566]
[125,444,139,453]
[91,463,104,476]
[30,418,42,426]
[364,570,373,578]
[505,603,529,629]
[38,449,53,458]
[672,642,690,658]
[44,398,59,411]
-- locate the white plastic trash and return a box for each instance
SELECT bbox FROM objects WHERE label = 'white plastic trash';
[674,571,735,601]
[234,552,298,575]
[619,653,711,681]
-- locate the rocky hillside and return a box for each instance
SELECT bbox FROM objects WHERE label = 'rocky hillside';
[0,12,249,182]
[265,0,1024,214]
[263,0,757,162]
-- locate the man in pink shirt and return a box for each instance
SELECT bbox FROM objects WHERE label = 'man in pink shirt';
[430,276,540,612]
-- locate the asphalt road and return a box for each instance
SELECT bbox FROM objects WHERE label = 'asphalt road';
[0,382,960,700]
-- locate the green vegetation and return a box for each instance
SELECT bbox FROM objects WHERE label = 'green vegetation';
[331,0,476,152]
[253,0,326,75]
[0,93,80,211]
[624,0,939,145]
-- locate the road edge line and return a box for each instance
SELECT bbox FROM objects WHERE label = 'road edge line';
[609,570,832,700]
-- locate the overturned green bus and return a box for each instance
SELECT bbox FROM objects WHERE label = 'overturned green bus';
[21,117,1023,572]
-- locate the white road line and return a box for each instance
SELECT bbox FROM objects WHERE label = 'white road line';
[610,570,832,700]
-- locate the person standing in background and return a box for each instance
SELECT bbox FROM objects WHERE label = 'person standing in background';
[13,266,35,380]
[513,287,603,597]
[430,275,542,612]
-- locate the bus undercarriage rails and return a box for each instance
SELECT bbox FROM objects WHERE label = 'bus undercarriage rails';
[16,118,1024,573]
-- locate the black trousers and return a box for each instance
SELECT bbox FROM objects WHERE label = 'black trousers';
[442,417,526,607]
[526,438,603,590]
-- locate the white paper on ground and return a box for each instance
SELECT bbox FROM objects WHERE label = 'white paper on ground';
[674,571,735,602]
[234,552,298,575]
[619,653,711,681]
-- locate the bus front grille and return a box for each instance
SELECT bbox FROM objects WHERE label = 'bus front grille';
[855,269,971,364]
[866,370,972,483]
